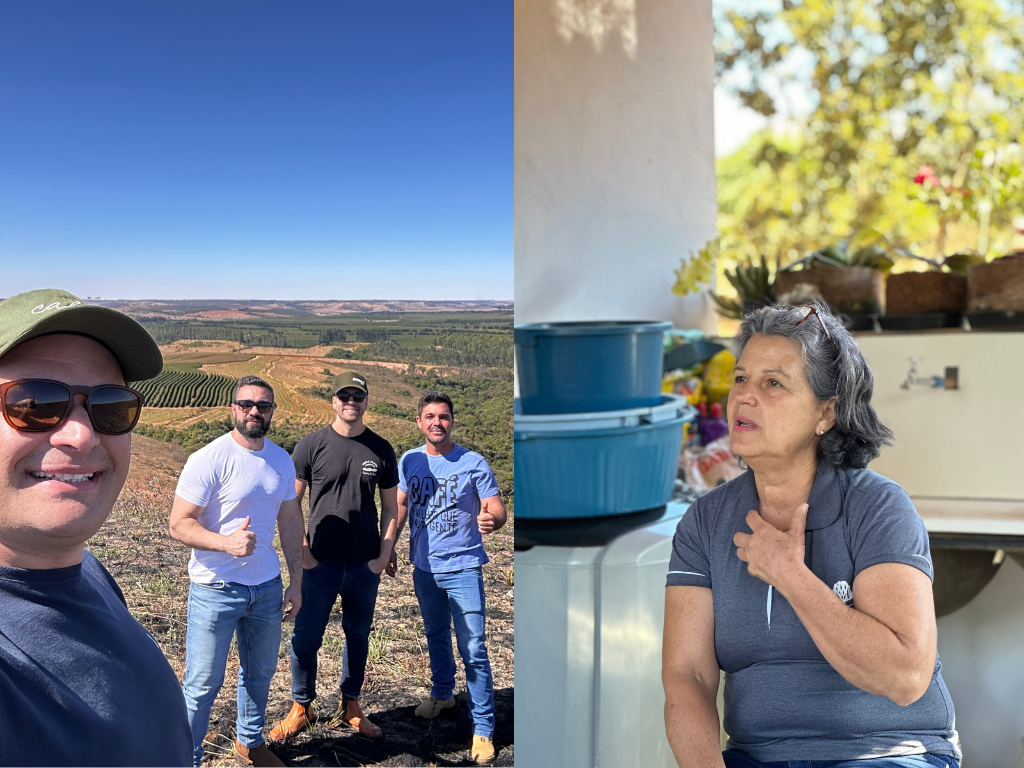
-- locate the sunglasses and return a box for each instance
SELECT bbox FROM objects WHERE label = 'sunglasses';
[335,392,366,403]
[233,400,275,414]
[0,379,143,435]
[788,305,835,346]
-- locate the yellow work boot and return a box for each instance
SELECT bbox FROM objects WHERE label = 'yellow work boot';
[268,700,314,742]
[414,694,456,719]
[471,735,496,765]
[337,696,383,739]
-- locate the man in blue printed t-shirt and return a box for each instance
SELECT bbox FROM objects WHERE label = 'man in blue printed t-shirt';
[397,390,507,766]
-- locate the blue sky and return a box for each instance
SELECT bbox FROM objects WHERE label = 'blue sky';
[0,2,511,300]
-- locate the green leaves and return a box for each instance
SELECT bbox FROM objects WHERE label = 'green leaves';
[710,255,775,319]
[715,0,1024,263]
[783,228,896,272]
[942,251,985,277]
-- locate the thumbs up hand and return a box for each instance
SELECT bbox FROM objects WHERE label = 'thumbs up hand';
[225,516,257,558]
[733,503,809,588]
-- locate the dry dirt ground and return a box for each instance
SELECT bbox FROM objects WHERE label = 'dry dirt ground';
[88,435,515,767]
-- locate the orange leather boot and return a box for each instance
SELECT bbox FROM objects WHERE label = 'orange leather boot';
[233,740,285,767]
[337,696,383,739]
[268,701,314,742]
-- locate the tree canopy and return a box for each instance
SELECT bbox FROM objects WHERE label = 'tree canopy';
[715,0,1024,271]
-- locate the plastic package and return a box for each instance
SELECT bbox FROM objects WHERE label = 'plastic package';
[703,349,737,405]
[680,436,745,492]
[700,402,730,444]
[662,372,705,406]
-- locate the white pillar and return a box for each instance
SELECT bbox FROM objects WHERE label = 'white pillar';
[515,0,718,332]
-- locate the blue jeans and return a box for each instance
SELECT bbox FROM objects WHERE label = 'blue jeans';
[183,576,283,767]
[413,566,494,738]
[289,560,381,702]
[722,750,959,768]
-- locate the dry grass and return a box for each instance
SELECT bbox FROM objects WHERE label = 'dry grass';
[88,434,515,767]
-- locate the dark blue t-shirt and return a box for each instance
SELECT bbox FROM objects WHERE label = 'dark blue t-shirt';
[666,466,961,762]
[0,551,192,766]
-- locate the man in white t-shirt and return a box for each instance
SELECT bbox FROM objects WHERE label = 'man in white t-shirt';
[170,375,304,768]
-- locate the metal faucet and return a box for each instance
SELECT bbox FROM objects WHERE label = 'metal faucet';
[901,357,945,389]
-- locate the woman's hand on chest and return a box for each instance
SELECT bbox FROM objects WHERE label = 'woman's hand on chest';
[733,503,809,590]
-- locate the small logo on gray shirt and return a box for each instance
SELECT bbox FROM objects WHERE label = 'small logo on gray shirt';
[833,580,853,605]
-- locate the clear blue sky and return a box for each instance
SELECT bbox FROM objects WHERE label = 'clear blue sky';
[0,1,511,300]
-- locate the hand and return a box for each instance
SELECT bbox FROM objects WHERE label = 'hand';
[733,503,809,588]
[368,555,387,575]
[224,517,257,558]
[477,509,496,534]
[282,582,302,622]
[385,547,398,578]
[302,545,319,570]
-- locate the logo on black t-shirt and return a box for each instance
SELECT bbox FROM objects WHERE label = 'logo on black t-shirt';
[362,460,379,477]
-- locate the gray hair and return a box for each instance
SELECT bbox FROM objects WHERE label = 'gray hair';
[235,375,274,399]
[736,302,892,469]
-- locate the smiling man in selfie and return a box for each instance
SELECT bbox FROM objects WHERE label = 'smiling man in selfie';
[169,375,304,768]
[0,288,192,766]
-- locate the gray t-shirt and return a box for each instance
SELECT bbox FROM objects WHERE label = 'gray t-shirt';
[667,465,961,762]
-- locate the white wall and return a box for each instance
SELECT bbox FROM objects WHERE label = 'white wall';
[938,556,1024,767]
[514,0,718,331]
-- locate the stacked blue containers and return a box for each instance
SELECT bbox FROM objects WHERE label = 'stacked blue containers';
[514,321,694,539]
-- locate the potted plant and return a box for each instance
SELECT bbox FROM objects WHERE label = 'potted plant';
[774,229,895,318]
[885,251,980,320]
[708,255,775,319]
[968,250,1024,317]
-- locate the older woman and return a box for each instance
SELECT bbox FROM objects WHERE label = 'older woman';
[662,304,960,768]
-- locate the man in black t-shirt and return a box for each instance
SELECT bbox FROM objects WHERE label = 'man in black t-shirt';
[0,289,192,766]
[270,371,399,742]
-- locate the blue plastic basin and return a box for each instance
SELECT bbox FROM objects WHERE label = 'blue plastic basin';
[514,321,670,414]
[514,406,689,520]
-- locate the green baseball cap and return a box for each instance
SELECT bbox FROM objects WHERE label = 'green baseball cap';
[0,289,163,382]
[333,371,368,394]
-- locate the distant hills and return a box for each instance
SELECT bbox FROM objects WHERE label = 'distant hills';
[84,298,513,319]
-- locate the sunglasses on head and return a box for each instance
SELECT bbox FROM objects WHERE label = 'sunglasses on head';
[335,392,366,403]
[788,305,836,346]
[0,379,143,435]
[233,400,275,414]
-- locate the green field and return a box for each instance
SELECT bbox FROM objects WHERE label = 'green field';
[137,311,513,361]
[134,363,237,408]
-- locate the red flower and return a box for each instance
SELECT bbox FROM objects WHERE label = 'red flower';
[914,165,937,185]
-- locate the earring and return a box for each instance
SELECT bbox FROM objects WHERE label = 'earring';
[818,430,825,435]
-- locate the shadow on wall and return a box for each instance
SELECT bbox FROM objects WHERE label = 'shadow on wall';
[553,0,637,58]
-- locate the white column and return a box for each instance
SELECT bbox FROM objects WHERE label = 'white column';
[515,0,718,332]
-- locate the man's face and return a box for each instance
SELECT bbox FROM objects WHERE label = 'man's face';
[232,385,275,438]
[416,402,453,448]
[332,387,367,424]
[0,334,131,560]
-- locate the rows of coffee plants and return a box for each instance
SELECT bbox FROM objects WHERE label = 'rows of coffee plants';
[135,364,237,408]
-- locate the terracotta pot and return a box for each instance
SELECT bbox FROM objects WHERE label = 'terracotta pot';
[775,266,884,315]
[885,272,967,316]
[968,257,1024,312]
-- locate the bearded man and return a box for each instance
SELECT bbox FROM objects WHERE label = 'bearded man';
[169,375,304,767]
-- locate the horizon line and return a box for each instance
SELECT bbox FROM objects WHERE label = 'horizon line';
[83,297,514,303]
